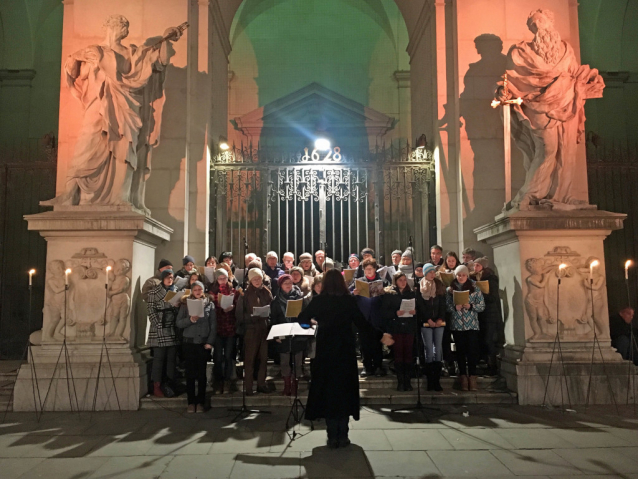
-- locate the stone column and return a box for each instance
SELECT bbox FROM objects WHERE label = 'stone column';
[476,211,633,405]
[15,208,172,411]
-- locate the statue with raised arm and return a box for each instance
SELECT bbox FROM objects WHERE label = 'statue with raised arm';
[496,9,604,211]
[42,15,187,213]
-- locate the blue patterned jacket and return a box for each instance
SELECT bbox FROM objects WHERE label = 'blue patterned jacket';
[446,279,485,331]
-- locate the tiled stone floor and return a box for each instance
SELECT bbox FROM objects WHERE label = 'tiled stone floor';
[1,404,637,478]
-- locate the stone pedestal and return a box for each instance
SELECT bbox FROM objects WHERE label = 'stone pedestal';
[15,208,172,411]
[475,210,635,405]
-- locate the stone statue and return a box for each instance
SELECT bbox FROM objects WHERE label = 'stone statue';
[497,9,605,211]
[41,15,186,214]
[105,258,132,341]
[43,260,67,341]
[524,258,553,339]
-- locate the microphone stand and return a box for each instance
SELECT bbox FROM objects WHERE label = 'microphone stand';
[229,237,270,422]
[584,275,618,413]
[285,334,314,441]
[542,270,572,411]
[624,269,637,414]
[391,236,439,420]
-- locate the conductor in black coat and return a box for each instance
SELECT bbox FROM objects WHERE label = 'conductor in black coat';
[298,269,389,449]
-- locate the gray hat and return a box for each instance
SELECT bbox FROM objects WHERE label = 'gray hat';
[392,249,403,256]
[401,249,413,258]
[183,255,196,265]
[191,280,205,290]
[474,257,489,268]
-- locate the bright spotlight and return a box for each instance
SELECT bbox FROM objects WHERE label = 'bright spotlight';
[219,136,230,151]
[315,138,331,151]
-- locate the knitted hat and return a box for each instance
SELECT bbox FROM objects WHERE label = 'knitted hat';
[322,257,335,272]
[277,274,293,287]
[283,252,294,260]
[183,255,196,265]
[422,263,437,276]
[247,259,263,270]
[158,259,172,269]
[415,262,425,270]
[191,281,205,291]
[160,269,174,280]
[219,252,233,262]
[348,254,360,262]
[474,257,489,268]
[266,251,278,260]
[401,249,413,258]
[215,268,229,278]
[290,266,304,278]
[361,247,375,257]
[247,268,263,282]
[454,265,470,277]
[392,249,402,256]
[299,252,312,262]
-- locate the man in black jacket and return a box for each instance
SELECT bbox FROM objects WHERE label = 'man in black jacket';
[610,307,638,364]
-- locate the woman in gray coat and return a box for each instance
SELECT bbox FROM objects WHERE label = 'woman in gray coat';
[176,281,216,413]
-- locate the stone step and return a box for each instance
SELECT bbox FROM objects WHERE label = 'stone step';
[140,387,516,409]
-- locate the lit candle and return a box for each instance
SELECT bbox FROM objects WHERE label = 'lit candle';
[589,260,599,283]
[558,263,567,278]
[106,266,112,287]
[65,268,71,286]
[626,260,633,280]
[28,269,35,286]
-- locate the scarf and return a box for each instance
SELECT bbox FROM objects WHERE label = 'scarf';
[420,276,437,300]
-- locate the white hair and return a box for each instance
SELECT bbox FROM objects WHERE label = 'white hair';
[103,14,129,29]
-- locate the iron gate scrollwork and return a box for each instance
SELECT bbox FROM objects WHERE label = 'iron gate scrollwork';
[210,143,435,265]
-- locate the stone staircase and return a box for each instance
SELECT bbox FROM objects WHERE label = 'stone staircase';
[140,362,517,410]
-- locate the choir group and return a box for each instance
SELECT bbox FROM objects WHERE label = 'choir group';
[141,245,504,413]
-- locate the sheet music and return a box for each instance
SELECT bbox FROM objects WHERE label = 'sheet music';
[220,294,234,309]
[399,299,415,317]
[187,298,205,317]
[253,305,270,317]
[204,267,215,283]
[234,268,245,284]
[174,276,189,290]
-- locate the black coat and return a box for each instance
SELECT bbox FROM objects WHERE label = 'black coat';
[477,269,503,324]
[381,286,417,334]
[417,291,447,327]
[270,286,308,354]
[298,294,372,421]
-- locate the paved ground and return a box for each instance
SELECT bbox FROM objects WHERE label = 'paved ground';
[1,404,638,478]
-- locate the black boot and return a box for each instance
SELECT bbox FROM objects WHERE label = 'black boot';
[425,363,435,391]
[403,364,414,391]
[395,363,404,391]
[433,362,444,392]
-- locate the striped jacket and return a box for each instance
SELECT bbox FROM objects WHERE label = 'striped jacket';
[146,284,180,348]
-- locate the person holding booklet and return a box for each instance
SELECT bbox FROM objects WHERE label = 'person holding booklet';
[176,281,216,413]
[418,264,447,391]
[146,269,180,398]
[270,274,307,396]
[236,268,273,395]
[352,258,388,377]
[202,256,217,290]
[439,251,461,376]
[472,257,504,375]
[381,272,417,391]
[209,268,240,394]
[290,266,311,296]
[446,265,485,391]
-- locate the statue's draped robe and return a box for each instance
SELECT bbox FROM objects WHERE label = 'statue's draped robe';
[56,43,166,206]
[505,41,604,207]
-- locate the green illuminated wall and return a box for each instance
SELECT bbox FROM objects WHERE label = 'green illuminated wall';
[228,0,410,150]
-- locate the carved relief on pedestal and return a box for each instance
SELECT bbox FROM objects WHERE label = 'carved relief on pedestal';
[42,248,131,343]
[524,246,608,341]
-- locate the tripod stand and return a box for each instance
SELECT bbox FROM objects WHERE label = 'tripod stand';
[41,274,80,413]
[229,238,270,422]
[542,268,572,411]
[90,270,122,415]
[624,263,637,414]
[1,270,43,423]
[584,273,618,413]
[285,341,314,441]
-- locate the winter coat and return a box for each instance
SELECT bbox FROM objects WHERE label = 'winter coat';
[209,282,240,338]
[293,276,311,296]
[416,278,447,328]
[142,272,161,303]
[146,284,180,348]
[350,273,387,329]
[176,298,217,345]
[298,294,372,421]
[235,284,273,335]
[270,285,308,354]
[475,268,503,325]
[381,286,418,335]
[446,279,485,331]
[264,265,285,294]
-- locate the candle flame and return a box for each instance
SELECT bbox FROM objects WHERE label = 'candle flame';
[106,266,112,272]
[28,269,36,275]
[65,268,71,275]
[626,260,633,270]
[559,263,567,270]
[590,260,600,269]
[513,97,523,105]
[491,99,501,108]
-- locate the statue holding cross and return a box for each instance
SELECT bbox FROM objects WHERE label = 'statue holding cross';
[494,9,605,212]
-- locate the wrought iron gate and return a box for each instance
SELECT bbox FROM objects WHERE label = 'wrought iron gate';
[210,144,435,265]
